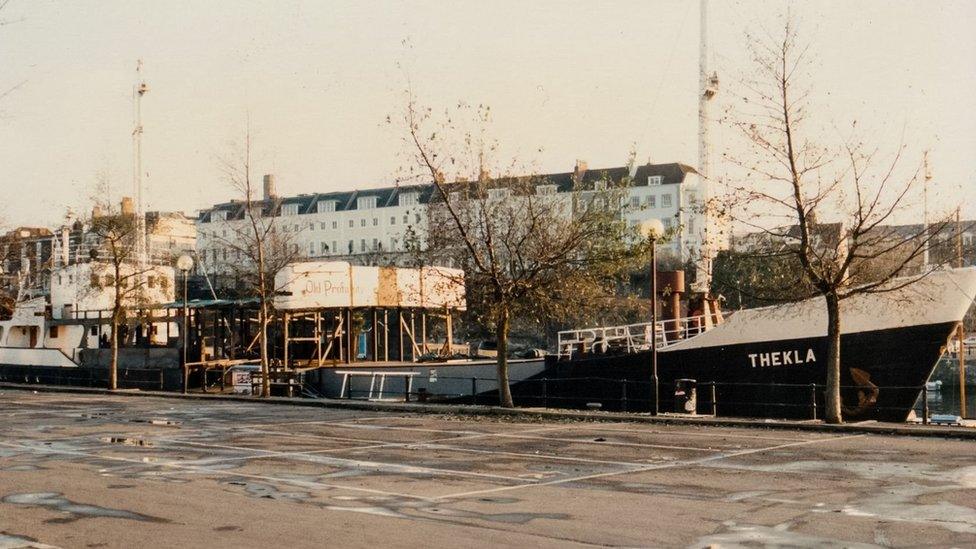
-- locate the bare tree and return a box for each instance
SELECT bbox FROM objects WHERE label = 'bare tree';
[86,179,166,390]
[397,99,644,407]
[718,16,958,423]
[215,128,302,397]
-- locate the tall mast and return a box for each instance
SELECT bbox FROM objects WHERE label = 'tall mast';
[923,150,931,267]
[133,60,149,270]
[696,0,718,291]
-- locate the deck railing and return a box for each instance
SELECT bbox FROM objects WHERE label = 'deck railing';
[556,315,713,359]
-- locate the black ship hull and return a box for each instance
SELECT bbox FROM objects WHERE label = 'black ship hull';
[521,321,957,422]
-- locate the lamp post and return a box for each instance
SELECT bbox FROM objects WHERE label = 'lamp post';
[176,254,194,394]
[639,219,665,415]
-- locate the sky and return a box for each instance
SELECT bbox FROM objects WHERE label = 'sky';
[0,0,974,228]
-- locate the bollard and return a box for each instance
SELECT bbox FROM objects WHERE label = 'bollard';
[810,383,818,420]
[709,382,717,416]
[621,380,628,412]
[922,385,929,425]
[542,378,549,408]
[471,377,477,405]
[404,375,411,402]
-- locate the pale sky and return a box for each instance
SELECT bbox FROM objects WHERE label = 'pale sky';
[1,0,974,228]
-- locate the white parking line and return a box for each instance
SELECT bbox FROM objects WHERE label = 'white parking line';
[0,440,437,502]
[434,434,867,501]
[151,437,534,483]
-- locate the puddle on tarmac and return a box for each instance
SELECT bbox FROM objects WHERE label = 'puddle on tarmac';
[0,465,42,472]
[1,493,169,524]
[223,481,312,503]
[418,506,568,524]
[691,521,880,549]
[0,531,61,549]
[99,437,154,448]
[128,419,182,427]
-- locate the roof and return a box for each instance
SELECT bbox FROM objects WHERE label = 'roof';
[198,162,696,222]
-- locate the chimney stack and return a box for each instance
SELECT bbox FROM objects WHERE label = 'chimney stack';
[121,196,135,216]
[263,174,277,201]
[573,159,588,184]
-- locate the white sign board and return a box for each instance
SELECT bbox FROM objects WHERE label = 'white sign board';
[274,261,465,311]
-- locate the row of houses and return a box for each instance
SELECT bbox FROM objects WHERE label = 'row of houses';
[194,161,719,277]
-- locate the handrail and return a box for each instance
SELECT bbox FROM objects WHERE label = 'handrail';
[556,315,713,359]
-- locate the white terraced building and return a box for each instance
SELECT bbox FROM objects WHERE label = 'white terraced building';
[195,162,727,283]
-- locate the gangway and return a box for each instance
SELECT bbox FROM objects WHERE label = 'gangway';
[557,314,715,359]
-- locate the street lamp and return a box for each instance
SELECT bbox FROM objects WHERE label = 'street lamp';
[176,254,194,394]
[639,219,665,415]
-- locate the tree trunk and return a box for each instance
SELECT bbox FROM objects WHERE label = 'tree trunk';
[495,308,515,408]
[257,243,270,398]
[109,318,118,391]
[824,292,843,424]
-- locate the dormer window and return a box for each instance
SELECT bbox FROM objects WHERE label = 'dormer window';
[317,200,336,213]
[537,185,557,196]
[281,203,300,216]
[648,175,663,186]
[594,181,607,192]
[211,211,227,222]
[357,196,378,210]
[399,192,418,207]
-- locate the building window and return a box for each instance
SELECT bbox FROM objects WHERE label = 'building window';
[90,325,99,336]
[403,214,409,224]
[281,203,300,216]
[332,221,338,229]
[594,181,607,192]
[360,219,367,227]
[49,325,59,338]
[390,238,398,251]
[357,196,377,210]
[629,196,640,209]
[646,195,657,208]
[348,240,354,253]
[360,239,366,252]
[415,213,421,224]
[211,211,227,222]
[348,219,354,228]
[332,241,337,254]
[373,218,378,227]
[537,185,557,195]
[320,242,328,254]
[487,188,510,200]
[662,193,672,208]
[372,238,378,250]
[399,192,418,207]
[319,222,327,229]
[390,216,396,225]
[662,218,673,229]
[317,200,336,213]
[648,175,663,186]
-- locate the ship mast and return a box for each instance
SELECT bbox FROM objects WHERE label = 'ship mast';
[133,60,149,271]
[696,0,718,291]
[923,150,931,267]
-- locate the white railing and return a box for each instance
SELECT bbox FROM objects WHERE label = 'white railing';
[556,315,712,359]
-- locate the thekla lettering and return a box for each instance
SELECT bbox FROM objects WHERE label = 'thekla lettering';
[748,349,816,368]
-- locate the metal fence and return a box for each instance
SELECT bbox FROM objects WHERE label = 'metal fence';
[340,375,938,422]
[0,365,182,391]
